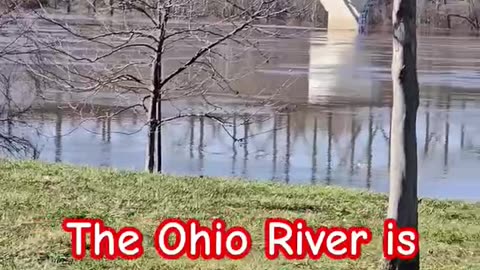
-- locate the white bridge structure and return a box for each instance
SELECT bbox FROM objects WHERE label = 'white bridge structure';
[321,0,429,31]
[320,0,369,30]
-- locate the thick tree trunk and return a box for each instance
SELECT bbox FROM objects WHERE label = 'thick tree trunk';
[382,0,420,269]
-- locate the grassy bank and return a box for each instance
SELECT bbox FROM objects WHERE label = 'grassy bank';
[0,161,479,270]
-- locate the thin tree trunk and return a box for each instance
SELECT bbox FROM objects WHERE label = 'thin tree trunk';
[55,105,62,162]
[366,105,373,189]
[311,117,318,184]
[146,92,158,173]
[326,112,332,184]
[146,5,168,173]
[156,95,162,172]
[382,0,420,268]
[156,7,168,173]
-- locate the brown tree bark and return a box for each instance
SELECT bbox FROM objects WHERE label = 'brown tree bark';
[382,0,420,269]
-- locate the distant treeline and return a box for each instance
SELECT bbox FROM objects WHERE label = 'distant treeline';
[366,0,480,30]
[11,0,329,27]
[7,0,479,30]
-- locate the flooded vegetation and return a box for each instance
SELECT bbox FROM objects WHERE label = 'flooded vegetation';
[3,24,479,201]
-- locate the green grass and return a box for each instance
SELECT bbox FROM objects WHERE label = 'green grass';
[0,161,479,270]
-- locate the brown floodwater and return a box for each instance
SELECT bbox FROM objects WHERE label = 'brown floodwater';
[3,23,480,201]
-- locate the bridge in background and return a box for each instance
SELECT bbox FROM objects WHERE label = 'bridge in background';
[319,0,369,30]
[321,0,431,31]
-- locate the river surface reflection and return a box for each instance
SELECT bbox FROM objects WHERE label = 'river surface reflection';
[5,30,480,201]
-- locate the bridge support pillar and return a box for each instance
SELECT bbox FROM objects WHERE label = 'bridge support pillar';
[320,0,365,31]
[328,15,358,30]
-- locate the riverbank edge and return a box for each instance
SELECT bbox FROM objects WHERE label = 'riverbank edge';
[0,160,479,270]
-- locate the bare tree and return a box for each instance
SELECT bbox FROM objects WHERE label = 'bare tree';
[27,0,301,173]
[382,0,420,269]
[0,1,40,157]
[447,0,480,30]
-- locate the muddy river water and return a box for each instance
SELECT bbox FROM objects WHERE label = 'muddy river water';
[5,27,480,201]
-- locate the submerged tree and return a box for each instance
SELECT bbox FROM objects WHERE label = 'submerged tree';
[0,1,40,157]
[382,0,420,269]
[28,0,302,172]
[447,0,480,30]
